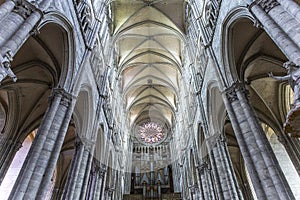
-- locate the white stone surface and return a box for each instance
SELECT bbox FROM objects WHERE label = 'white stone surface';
[0,137,32,200]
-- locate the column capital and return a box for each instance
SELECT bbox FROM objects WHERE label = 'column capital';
[49,88,76,106]
[252,0,280,13]
[217,133,227,145]
[189,184,199,194]
[224,85,238,103]
[0,50,17,83]
[74,138,83,149]
[234,82,250,100]
[196,162,208,173]
[99,170,106,179]
[81,137,95,149]
[12,0,41,19]
[224,82,250,101]
[99,163,107,178]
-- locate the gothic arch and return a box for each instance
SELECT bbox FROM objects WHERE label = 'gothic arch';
[73,85,94,139]
[221,6,288,134]
[0,12,78,185]
[38,11,76,91]
[221,6,256,85]
[94,124,106,165]
[206,81,226,134]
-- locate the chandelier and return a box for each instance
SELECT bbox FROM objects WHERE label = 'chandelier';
[138,122,166,145]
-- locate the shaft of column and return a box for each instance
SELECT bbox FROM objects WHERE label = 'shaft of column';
[92,171,101,200]
[197,165,209,200]
[206,167,216,200]
[212,139,241,200]
[277,0,300,23]
[235,100,280,200]
[208,150,225,200]
[80,150,94,199]
[0,0,53,56]
[216,138,243,199]
[61,140,80,199]
[249,3,300,65]
[9,93,62,199]
[73,147,90,200]
[0,1,15,20]
[36,101,75,198]
[267,4,300,48]
[86,168,95,200]
[100,167,107,200]
[194,164,205,200]
[235,87,295,200]
[220,138,244,199]
[24,104,68,198]
[222,89,269,199]
[63,141,85,200]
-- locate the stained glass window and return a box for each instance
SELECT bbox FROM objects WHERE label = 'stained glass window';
[137,122,166,145]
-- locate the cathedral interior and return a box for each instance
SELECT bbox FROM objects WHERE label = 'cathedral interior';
[0,0,300,199]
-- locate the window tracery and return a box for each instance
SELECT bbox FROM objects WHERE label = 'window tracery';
[137,122,166,145]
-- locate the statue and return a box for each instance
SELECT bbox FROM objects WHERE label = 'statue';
[268,61,300,107]
[269,61,300,137]
[0,50,17,84]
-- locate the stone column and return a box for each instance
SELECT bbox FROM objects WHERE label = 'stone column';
[196,164,208,200]
[276,0,300,22]
[72,145,91,200]
[0,1,15,20]
[80,149,95,199]
[185,156,194,200]
[205,163,217,200]
[88,164,99,200]
[99,165,107,200]
[0,0,54,84]
[223,83,295,200]
[208,135,243,200]
[61,139,85,199]
[235,84,294,198]
[0,0,53,53]
[89,163,107,200]
[9,88,75,200]
[85,163,95,200]
[191,150,205,200]
[36,115,76,198]
[247,0,300,65]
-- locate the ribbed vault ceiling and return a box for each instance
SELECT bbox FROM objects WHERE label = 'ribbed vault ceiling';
[111,0,185,141]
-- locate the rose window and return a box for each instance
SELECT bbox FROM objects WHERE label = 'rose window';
[137,122,166,145]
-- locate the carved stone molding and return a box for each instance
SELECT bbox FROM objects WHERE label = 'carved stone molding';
[197,162,208,173]
[224,86,238,103]
[203,0,222,42]
[49,88,75,107]
[99,169,106,179]
[74,138,82,150]
[233,82,250,100]
[13,0,37,19]
[255,0,280,13]
[189,184,199,194]
[0,50,17,84]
